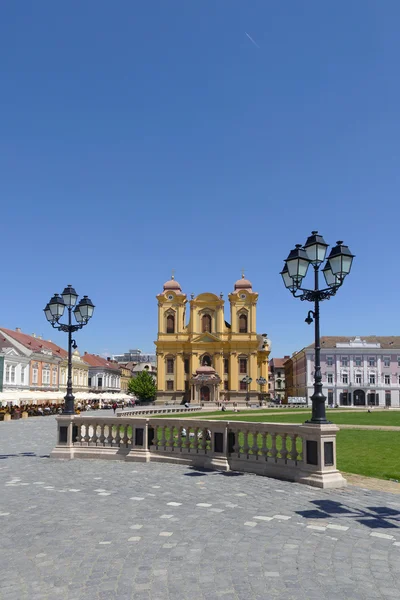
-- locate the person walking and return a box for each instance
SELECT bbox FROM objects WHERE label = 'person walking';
[112,402,118,414]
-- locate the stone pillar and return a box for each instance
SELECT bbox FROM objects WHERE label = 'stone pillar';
[249,353,257,391]
[191,352,199,375]
[229,352,238,391]
[214,352,223,381]
[176,353,184,392]
[157,353,165,391]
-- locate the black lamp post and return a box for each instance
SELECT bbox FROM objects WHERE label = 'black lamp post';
[43,285,95,415]
[242,375,252,403]
[256,376,267,401]
[281,232,354,425]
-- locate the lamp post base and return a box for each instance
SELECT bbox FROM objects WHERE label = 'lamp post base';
[305,394,331,425]
[63,392,75,415]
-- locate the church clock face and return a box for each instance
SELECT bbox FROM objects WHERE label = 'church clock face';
[240,294,246,299]
[167,294,174,300]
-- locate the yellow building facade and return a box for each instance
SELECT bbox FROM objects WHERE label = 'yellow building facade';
[155,275,270,405]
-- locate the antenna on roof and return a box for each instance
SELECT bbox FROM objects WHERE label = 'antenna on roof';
[241,267,245,278]
[171,268,175,280]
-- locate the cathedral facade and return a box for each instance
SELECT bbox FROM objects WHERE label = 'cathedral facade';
[155,274,270,404]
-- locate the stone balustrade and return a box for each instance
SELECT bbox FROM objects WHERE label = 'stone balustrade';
[51,415,346,488]
[118,405,202,417]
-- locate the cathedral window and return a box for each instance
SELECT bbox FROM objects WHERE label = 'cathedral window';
[224,359,229,374]
[240,380,247,391]
[202,314,212,333]
[239,358,248,374]
[166,380,174,391]
[166,358,174,374]
[202,355,212,367]
[239,313,248,333]
[166,314,175,334]
[184,359,190,374]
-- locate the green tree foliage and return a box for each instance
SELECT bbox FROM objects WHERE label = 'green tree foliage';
[128,371,157,402]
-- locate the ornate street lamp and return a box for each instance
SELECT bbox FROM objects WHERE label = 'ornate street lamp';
[44,285,95,415]
[242,375,252,403]
[256,376,267,399]
[281,232,354,424]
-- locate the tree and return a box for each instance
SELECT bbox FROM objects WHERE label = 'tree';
[128,371,157,402]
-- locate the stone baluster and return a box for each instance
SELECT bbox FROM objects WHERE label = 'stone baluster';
[287,434,296,461]
[115,424,121,446]
[90,423,98,445]
[184,427,192,451]
[280,434,288,461]
[251,430,259,457]
[261,431,269,459]
[200,428,208,451]
[99,424,105,445]
[193,427,200,451]
[270,433,277,460]
[233,429,241,454]
[159,425,166,449]
[84,424,90,444]
[107,425,114,446]
[242,430,250,455]
[121,425,128,447]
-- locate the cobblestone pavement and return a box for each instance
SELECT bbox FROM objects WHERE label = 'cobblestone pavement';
[1,418,400,600]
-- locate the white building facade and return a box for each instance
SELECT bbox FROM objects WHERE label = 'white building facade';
[302,337,400,407]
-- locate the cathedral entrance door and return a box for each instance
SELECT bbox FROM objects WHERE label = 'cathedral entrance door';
[200,386,210,402]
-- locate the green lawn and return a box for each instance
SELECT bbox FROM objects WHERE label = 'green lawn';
[195,410,400,427]
[337,430,400,480]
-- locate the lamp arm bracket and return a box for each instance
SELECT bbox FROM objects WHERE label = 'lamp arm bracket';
[291,285,341,303]
[51,322,85,334]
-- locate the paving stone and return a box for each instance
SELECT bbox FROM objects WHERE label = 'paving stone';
[2,415,400,600]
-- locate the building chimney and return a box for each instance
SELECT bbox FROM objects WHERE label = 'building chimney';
[37,335,42,340]
[15,327,21,333]
[32,333,36,338]
[84,351,88,355]
[107,357,111,361]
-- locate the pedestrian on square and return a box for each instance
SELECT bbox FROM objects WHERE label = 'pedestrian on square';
[112,402,118,414]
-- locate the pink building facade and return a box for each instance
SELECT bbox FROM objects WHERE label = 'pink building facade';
[286,336,400,408]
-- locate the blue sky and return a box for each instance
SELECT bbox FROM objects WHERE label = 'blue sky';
[1,1,399,359]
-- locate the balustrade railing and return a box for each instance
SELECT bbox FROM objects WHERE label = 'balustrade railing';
[52,415,345,488]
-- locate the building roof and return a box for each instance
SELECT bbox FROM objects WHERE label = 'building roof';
[269,358,289,368]
[0,327,61,355]
[306,336,400,350]
[82,353,120,370]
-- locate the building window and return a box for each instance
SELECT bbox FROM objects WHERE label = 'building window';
[239,314,248,333]
[166,358,174,374]
[32,368,38,384]
[166,380,174,391]
[21,367,25,384]
[5,365,10,383]
[355,357,362,367]
[342,373,348,384]
[386,391,391,407]
[202,355,212,367]
[385,375,391,385]
[327,373,333,384]
[369,357,376,367]
[341,357,348,367]
[201,314,212,333]
[355,373,362,385]
[88,377,92,387]
[43,369,50,385]
[276,380,282,389]
[328,390,334,405]
[239,380,247,391]
[98,377,103,388]
[384,357,390,367]
[224,381,229,390]
[10,366,15,383]
[327,356,333,366]
[369,374,376,384]
[166,314,175,334]
[239,358,247,374]
[52,369,57,385]
[224,359,229,374]
[184,359,189,374]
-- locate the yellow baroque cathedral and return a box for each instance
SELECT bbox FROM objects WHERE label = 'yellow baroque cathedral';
[155,274,271,405]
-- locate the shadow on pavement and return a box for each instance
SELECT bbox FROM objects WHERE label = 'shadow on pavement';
[296,498,400,529]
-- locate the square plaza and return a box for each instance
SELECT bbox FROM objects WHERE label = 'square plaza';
[1,416,400,600]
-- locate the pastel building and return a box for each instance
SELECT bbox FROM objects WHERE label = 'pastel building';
[285,336,400,407]
[82,353,121,392]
